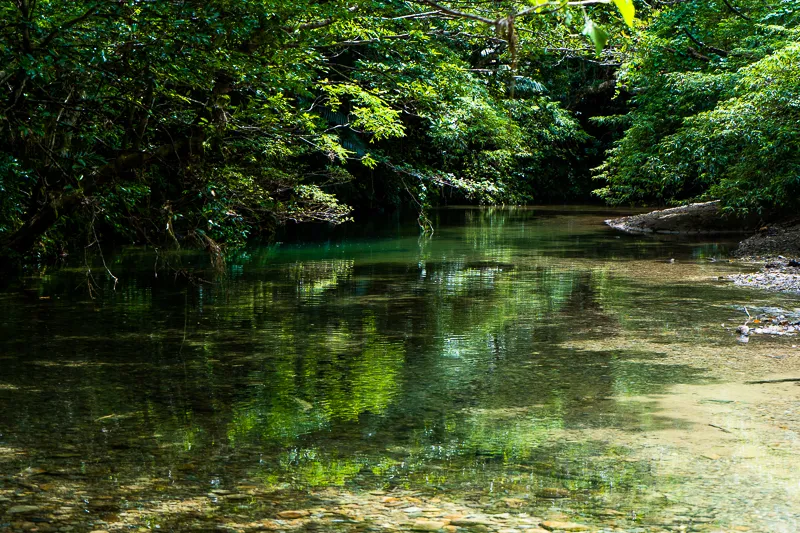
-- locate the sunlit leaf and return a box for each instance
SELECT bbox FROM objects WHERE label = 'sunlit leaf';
[613,0,636,28]
[582,18,609,56]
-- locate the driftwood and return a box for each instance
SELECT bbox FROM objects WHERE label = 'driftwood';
[708,423,733,434]
[745,378,800,384]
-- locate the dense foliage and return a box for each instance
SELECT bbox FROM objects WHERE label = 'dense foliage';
[0,0,644,262]
[5,0,799,264]
[1,0,636,262]
[595,0,800,215]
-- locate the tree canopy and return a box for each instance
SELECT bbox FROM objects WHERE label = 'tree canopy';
[595,0,800,216]
[0,0,636,263]
[3,0,799,266]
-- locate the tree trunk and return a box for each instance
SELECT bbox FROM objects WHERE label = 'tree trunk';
[2,192,85,255]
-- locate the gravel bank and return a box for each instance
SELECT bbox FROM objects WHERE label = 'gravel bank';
[729,259,800,294]
[605,203,800,293]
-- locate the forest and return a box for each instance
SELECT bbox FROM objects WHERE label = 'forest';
[1,0,798,264]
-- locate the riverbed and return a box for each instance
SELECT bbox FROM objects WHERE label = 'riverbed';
[1,207,798,533]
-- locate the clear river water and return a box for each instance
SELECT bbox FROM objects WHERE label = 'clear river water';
[1,207,799,533]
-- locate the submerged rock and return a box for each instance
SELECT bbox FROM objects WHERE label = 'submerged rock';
[540,520,591,532]
[450,518,494,527]
[6,505,41,515]
[535,488,571,499]
[410,519,448,531]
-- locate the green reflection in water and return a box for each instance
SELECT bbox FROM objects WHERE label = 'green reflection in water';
[227,314,404,446]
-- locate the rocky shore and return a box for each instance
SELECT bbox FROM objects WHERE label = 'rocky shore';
[728,259,800,294]
[733,220,800,258]
[604,201,758,235]
[607,202,800,294]
[0,480,761,532]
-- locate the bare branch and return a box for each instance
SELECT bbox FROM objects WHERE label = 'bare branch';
[389,11,443,20]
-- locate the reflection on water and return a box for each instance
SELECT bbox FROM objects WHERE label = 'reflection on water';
[1,207,799,532]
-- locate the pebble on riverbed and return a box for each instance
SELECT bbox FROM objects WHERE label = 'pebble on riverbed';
[727,305,800,339]
[728,259,800,293]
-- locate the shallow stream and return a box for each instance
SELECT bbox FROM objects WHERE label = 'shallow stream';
[1,207,799,533]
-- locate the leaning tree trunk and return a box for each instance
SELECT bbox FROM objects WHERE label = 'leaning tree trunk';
[1,137,200,258]
[1,192,85,255]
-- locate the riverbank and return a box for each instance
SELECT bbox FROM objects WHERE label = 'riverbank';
[734,220,800,259]
[728,259,800,295]
[604,201,758,235]
[606,203,800,295]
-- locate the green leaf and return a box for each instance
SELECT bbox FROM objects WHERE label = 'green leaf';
[613,0,636,28]
[582,18,609,56]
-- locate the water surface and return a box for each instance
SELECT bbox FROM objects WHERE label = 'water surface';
[1,207,799,532]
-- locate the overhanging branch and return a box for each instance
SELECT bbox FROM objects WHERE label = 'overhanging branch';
[38,3,106,50]
[721,0,752,21]
[682,27,728,57]
[416,0,498,25]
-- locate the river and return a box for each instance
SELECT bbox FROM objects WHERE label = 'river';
[1,207,799,532]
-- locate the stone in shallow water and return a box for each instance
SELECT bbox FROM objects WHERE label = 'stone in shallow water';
[502,498,526,508]
[540,520,591,532]
[410,519,447,531]
[6,505,41,515]
[450,518,494,526]
[596,509,624,517]
[19,467,47,477]
[277,510,310,519]
[535,488,570,499]
[254,520,281,530]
